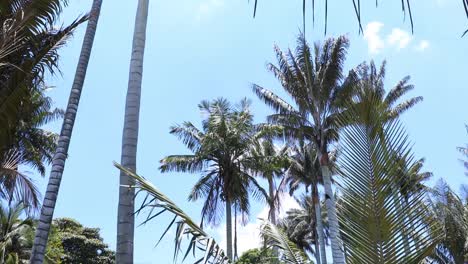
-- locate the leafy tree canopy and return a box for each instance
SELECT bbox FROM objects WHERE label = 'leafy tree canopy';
[235,248,279,264]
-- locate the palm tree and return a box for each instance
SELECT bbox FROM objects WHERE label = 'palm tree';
[28,0,103,262]
[285,142,328,264]
[353,60,422,122]
[0,1,85,149]
[0,150,41,212]
[427,180,468,263]
[0,202,33,263]
[253,34,356,263]
[260,221,312,264]
[248,139,289,225]
[159,98,267,260]
[281,194,329,260]
[335,93,439,263]
[116,0,149,262]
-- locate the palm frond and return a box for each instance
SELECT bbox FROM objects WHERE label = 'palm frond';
[252,84,297,115]
[336,101,440,263]
[159,155,205,173]
[116,163,230,264]
[260,220,312,264]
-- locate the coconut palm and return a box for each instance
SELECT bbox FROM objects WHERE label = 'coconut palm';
[335,93,439,263]
[427,180,468,263]
[253,34,356,263]
[160,98,267,261]
[116,0,149,262]
[29,0,103,262]
[285,142,328,264]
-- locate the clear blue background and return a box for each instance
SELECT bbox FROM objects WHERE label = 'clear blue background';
[38,0,468,263]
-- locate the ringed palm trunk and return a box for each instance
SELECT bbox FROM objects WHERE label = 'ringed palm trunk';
[320,152,345,264]
[225,200,233,260]
[29,1,103,262]
[116,0,149,263]
[313,184,326,264]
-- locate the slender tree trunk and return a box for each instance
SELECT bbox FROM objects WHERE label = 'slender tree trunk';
[29,1,103,262]
[320,153,345,264]
[313,184,326,264]
[234,207,238,260]
[226,200,233,260]
[267,176,276,225]
[116,0,149,263]
[314,234,322,264]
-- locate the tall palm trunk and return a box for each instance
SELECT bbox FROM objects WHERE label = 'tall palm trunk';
[320,153,345,264]
[313,184,326,264]
[267,176,276,225]
[234,207,238,260]
[225,200,233,260]
[29,1,103,262]
[116,0,149,263]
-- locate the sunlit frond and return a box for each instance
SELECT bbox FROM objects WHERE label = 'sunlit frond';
[116,163,230,264]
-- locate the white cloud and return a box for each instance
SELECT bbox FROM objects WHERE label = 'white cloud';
[196,0,224,21]
[415,40,430,52]
[363,22,385,54]
[213,195,301,256]
[387,28,412,50]
[363,22,430,54]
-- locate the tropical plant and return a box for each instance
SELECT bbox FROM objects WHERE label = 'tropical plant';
[427,180,468,263]
[253,34,356,263]
[285,142,328,264]
[116,0,149,262]
[353,60,422,122]
[159,98,268,260]
[0,202,33,263]
[29,0,103,262]
[0,150,41,212]
[281,194,328,260]
[260,221,312,264]
[248,139,289,225]
[335,94,440,263]
[116,163,230,264]
[235,248,279,264]
[0,0,85,149]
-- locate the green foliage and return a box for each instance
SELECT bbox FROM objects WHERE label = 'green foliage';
[335,95,440,263]
[427,181,468,263]
[0,202,34,263]
[0,0,86,211]
[160,98,268,226]
[260,221,312,264]
[48,218,115,264]
[235,248,278,264]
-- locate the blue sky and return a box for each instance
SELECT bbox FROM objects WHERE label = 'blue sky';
[37,0,468,263]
